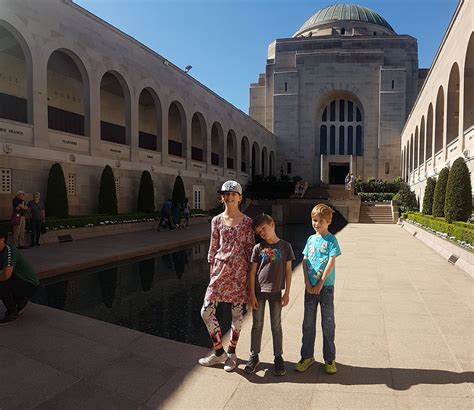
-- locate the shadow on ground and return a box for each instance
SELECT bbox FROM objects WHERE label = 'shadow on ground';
[234,360,474,391]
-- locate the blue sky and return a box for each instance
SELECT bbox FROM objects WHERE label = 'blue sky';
[75,0,459,113]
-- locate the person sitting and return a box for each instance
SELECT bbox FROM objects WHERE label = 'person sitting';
[0,227,39,324]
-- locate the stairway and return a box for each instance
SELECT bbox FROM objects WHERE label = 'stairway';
[304,184,352,200]
[359,203,394,224]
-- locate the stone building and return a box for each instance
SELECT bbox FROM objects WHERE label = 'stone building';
[0,0,276,218]
[250,3,422,185]
[401,0,473,207]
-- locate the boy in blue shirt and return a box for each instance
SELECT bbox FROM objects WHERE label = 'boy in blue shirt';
[295,203,341,374]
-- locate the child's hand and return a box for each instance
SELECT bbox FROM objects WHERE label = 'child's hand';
[305,283,313,294]
[250,295,259,310]
[314,282,324,295]
[281,292,289,307]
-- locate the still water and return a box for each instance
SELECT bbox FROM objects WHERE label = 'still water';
[33,224,313,348]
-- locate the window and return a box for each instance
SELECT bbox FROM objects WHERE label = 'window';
[320,125,327,155]
[330,101,336,122]
[347,126,354,155]
[287,162,292,174]
[284,82,288,92]
[0,169,12,194]
[101,121,126,145]
[339,126,344,155]
[193,185,204,210]
[385,162,390,175]
[0,92,27,124]
[67,173,76,196]
[341,28,346,35]
[339,100,345,122]
[391,80,395,90]
[330,126,336,155]
[114,177,120,198]
[356,126,363,155]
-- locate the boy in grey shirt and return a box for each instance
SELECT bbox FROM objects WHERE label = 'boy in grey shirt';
[245,213,295,376]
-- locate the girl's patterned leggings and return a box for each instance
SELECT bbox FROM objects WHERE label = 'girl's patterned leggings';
[201,300,245,352]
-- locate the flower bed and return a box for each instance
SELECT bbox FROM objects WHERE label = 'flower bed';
[402,212,474,249]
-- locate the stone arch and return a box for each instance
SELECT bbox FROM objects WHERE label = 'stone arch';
[241,136,250,173]
[211,122,224,167]
[0,21,33,124]
[420,116,425,165]
[191,112,206,161]
[409,134,413,173]
[251,141,260,178]
[426,104,433,160]
[168,100,186,157]
[317,90,364,156]
[226,129,237,169]
[464,33,474,131]
[261,147,268,177]
[269,150,275,177]
[446,63,460,145]
[434,86,444,154]
[414,126,419,169]
[100,70,131,145]
[47,49,89,136]
[138,87,162,151]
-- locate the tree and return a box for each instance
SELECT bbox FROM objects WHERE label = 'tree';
[98,165,117,215]
[45,162,69,218]
[137,171,155,213]
[421,177,436,215]
[172,175,185,205]
[432,167,449,217]
[444,157,472,223]
[393,181,417,211]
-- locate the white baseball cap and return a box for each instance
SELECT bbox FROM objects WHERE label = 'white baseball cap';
[217,180,242,195]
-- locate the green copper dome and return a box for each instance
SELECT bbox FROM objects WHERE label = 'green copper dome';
[295,4,395,36]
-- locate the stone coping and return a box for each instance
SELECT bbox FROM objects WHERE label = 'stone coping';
[400,219,473,277]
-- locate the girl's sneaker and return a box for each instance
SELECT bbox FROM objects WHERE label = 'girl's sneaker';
[198,352,227,367]
[294,357,315,372]
[324,360,337,374]
[224,353,237,372]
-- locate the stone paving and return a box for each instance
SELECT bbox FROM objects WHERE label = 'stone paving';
[0,224,472,408]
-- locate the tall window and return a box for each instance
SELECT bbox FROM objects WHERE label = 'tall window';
[320,98,363,156]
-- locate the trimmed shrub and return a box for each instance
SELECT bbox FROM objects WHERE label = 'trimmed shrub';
[355,179,401,194]
[402,212,473,246]
[432,167,449,217]
[421,177,436,215]
[137,171,155,213]
[172,175,186,205]
[444,157,472,223]
[392,181,417,211]
[98,165,117,215]
[357,192,395,202]
[45,163,69,218]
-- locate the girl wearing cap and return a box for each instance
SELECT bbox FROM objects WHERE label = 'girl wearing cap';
[199,180,255,372]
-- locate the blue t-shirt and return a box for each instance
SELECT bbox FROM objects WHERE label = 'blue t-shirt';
[303,233,341,286]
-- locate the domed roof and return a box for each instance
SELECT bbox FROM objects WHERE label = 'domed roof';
[295,4,395,36]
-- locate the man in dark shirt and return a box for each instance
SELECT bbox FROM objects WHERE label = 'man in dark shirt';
[0,227,39,324]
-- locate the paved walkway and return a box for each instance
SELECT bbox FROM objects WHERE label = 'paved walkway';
[0,224,472,408]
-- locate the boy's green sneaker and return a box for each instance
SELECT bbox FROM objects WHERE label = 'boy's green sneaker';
[324,360,337,374]
[295,357,315,372]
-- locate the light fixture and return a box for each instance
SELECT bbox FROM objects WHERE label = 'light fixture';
[163,59,170,66]
[184,65,192,73]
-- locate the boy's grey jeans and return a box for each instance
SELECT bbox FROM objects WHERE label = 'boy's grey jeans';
[250,291,283,357]
[300,285,336,361]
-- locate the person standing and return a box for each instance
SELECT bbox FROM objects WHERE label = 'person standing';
[182,198,191,228]
[11,190,28,248]
[199,180,255,372]
[0,227,39,324]
[28,192,45,247]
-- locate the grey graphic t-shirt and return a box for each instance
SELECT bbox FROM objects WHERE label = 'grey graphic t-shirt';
[251,239,296,293]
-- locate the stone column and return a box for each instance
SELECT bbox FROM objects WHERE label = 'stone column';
[31,54,48,148]
[130,93,139,163]
[185,113,192,170]
[88,77,101,156]
[161,102,169,167]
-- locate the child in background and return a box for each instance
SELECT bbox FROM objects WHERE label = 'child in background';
[198,181,255,372]
[295,203,341,374]
[245,213,295,376]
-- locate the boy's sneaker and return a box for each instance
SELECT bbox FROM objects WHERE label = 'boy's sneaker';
[0,312,19,326]
[244,354,260,374]
[17,299,29,315]
[224,353,237,372]
[324,360,337,374]
[274,356,286,376]
[198,352,227,367]
[295,357,315,372]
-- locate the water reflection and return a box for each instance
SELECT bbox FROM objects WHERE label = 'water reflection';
[33,225,317,348]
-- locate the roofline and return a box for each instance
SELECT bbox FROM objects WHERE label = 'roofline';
[294,19,395,37]
[401,0,464,137]
[64,0,275,138]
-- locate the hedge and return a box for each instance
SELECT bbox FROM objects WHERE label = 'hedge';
[137,171,155,213]
[357,193,395,202]
[421,177,436,215]
[355,180,401,193]
[402,212,474,246]
[45,163,69,218]
[98,165,118,215]
[432,167,449,217]
[444,157,472,223]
